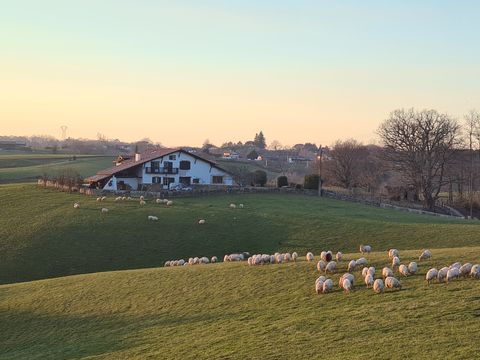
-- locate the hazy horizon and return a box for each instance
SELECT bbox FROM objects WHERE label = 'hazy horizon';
[1,1,479,147]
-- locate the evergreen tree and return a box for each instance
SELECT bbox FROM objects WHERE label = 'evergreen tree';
[253,131,266,149]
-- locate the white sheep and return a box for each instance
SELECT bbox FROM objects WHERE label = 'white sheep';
[115,196,122,202]
[470,264,480,279]
[166,200,173,206]
[342,278,352,293]
[223,255,229,262]
[101,208,109,214]
[398,264,409,277]
[73,202,80,209]
[200,257,209,264]
[188,258,194,265]
[348,260,356,272]
[322,279,334,294]
[96,197,101,202]
[122,196,126,201]
[164,261,170,267]
[210,256,217,263]
[449,262,462,270]
[315,280,324,294]
[446,268,460,283]
[325,261,337,274]
[361,267,369,278]
[239,204,244,208]
[198,219,206,225]
[306,252,314,262]
[367,266,376,277]
[292,252,298,262]
[317,260,326,272]
[229,203,237,209]
[408,262,417,275]
[385,276,401,290]
[315,275,326,285]
[101,196,107,201]
[460,263,472,277]
[284,253,292,262]
[373,279,384,294]
[339,273,354,288]
[392,256,400,268]
[365,274,374,288]
[320,251,327,262]
[140,200,146,205]
[419,249,432,261]
[437,267,449,283]
[336,252,343,262]
[382,267,394,279]
[156,198,162,204]
[148,215,158,221]
[425,268,438,284]
[359,244,372,254]
[140,196,144,201]
[388,248,399,259]
[178,259,185,266]
[356,257,368,266]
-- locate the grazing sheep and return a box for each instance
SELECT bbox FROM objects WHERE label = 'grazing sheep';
[348,260,357,272]
[166,200,173,206]
[419,249,432,261]
[306,252,314,262]
[239,204,244,208]
[178,259,185,266]
[229,203,237,209]
[336,252,343,262]
[292,252,298,262]
[315,280,324,294]
[382,267,394,279]
[408,262,418,275]
[460,263,472,277]
[148,215,158,221]
[392,256,400,268]
[325,251,333,262]
[365,274,374,288]
[115,196,122,202]
[323,279,334,294]
[101,196,107,201]
[315,275,326,285]
[164,261,170,267]
[449,262,462,270]
[317,260,326,272]
[359,245,372,254]
[399,264,409,277]
[342,278,352,293]
[96,197,101,202]
[437,267,449,283]
[320,251,327,262]
[223,255,229,262]
[122,197,126,201]
[388,249,399,259]
[210,256,216,263]
[356,257,368,266]
[101,208,109,214]
[140,196,144,201]
[470,264,480,279]
[200,257,209,264]
[73,202,80,209]
[140,200,146,205]
[373,279,384,294]
[361,267,369,278]
[367,267,376,277]
[156,198,162,204]
[198,219,206,225]
[339,273,354,288]
[385,276,401,290]
[426,268,438,284]
[284,253,292,262]
[446,268,460,283]
[325,261,337,274]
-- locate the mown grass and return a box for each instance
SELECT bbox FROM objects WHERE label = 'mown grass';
[0,155,113,182]
[0,184,479,285]
[0,247,479,359]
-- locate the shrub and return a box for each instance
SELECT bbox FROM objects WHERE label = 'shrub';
[253,170,267,187]
[277,176,288,188]
[304,174,319,190]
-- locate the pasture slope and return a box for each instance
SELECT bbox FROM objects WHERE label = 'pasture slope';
[0,184,479,359]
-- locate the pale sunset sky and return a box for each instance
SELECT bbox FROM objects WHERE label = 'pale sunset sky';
[1,1,479,147]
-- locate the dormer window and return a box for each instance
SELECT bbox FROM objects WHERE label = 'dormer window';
[169,155,176,160]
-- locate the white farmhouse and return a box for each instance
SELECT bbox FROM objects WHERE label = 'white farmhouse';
[86,148,235,191]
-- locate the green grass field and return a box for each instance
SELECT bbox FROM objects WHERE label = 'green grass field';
[0,154,114,183]
[0,184,479,359]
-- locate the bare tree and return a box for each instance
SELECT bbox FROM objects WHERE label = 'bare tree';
[464,110,480,217]
[328,139,367,189]
[378,108,461,211]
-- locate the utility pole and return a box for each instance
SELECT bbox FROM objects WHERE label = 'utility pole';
[317,145,323,196]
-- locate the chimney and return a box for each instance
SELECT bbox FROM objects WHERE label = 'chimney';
[135,153,141,162]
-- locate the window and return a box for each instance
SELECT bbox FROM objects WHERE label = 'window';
[152,176,161,184]
[193,178,200,184]
[151,161,160,170]
[179,160,191,170]
[163,177,175,186]
[179,177,191,185]
[212,176,223,184]
[169,155,176,160]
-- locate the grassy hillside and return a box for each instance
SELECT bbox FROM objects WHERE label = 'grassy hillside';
[1,184,479,285]
[0,154,113,183]
[1,247,479,359]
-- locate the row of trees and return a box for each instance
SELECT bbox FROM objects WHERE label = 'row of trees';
[320,108,480,212]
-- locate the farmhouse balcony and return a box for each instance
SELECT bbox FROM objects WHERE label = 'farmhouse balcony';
[145,167,179,174]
